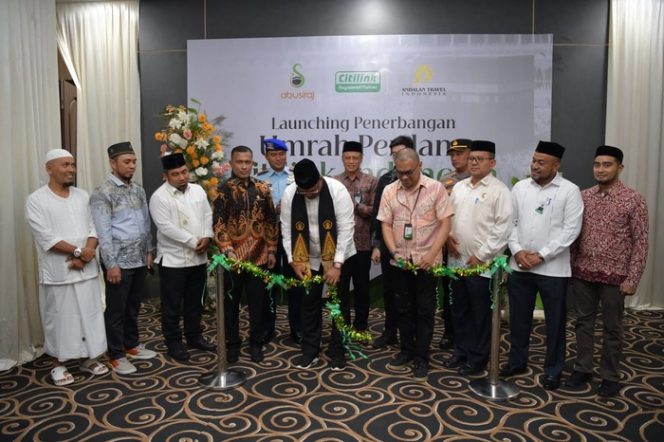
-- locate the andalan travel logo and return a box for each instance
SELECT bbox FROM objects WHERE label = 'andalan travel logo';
[280,63,315,100]
[335,71,381,93]
[402,64,446,97]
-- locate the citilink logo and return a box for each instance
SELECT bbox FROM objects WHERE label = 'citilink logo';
[335,71,381,93]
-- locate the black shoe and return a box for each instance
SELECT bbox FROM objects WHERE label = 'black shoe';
[541,374,561,390]
[597,379,620,397]
[387,353,413,368]
[458,363,485,376]
[328,358,346,371]
[372,332,397,349]
[499,365,528,378]
[293,354,319,369]
[188,337,216,352]
[438,335,454,350]
[442,355,466,369]
[565,370,593,388]
[250,346,264,363]
[226,350,239,364]
[168,347,190,362]
[290,331,302,344]
[412,359,429,382]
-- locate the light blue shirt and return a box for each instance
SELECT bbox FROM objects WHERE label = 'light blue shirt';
[90,174,153,268]
[258,168,291,206]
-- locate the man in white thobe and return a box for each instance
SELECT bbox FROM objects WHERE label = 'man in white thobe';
[25,149,108,386]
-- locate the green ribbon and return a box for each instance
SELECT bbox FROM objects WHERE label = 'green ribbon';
[207,253,231,273]
[266,273,289,291]
[488,255,512,276]
[204,253,512,357]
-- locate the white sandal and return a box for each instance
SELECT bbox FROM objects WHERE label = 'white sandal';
[80,358,110,376]
[51,366,74,386]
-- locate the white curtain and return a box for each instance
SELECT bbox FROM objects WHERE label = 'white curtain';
[56,0,142,193]
[606,0,664,308]
[0,0,60,371]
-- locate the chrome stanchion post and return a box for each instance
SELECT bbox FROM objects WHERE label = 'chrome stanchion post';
[469,262,519,401]
[199,266,246,389]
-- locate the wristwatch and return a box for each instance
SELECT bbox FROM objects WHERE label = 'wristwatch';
[333,262,342,269]
[73,247,82,258]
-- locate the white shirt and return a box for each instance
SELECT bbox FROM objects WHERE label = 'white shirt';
[449,174,513,272]
[281,176,356,269]
[508,173,583,277]
[25,185,99,284]
[149,181,213,268]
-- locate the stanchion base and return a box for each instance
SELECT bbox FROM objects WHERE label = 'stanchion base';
[469,378,520,401]
[199,369,246,390]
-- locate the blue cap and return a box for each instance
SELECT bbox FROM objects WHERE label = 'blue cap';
[264,138,288,151]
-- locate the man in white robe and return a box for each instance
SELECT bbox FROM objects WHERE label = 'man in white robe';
[25,149,108,385]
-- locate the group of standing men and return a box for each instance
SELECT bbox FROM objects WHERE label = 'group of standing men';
[369,136,648,394]
[27,135,648,397]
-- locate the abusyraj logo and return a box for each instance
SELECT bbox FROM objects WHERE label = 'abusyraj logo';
[290,64,305,88]
[335,71,381,93]
[281,63,315,100]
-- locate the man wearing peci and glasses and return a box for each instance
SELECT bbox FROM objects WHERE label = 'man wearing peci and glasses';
[444,140,512,377]
[333,141,378,333]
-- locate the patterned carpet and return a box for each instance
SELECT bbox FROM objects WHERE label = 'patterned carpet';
[1,301,663,441]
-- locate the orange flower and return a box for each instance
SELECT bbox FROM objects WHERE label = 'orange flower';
[209,177,219,187]
[200,156,209,165]
[214,144,222,152]
[154,132,162,141]
[212,135,221,144]
[198,114,207,123]
[192,159,200,168]
[202,122,214,132]
[207,188,219,200]
[186,145,195,155]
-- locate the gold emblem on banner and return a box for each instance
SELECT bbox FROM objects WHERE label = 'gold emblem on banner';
[321,219,336,271]
[293,221,311,275]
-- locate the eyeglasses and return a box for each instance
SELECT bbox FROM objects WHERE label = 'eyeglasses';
[468,156,493,163]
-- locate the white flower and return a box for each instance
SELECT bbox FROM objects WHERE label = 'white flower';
[194,138,209,150]
[177,109,189,124]
[169,133,188,148]
[195,167,208,177]
[211,151,224,161]
[189,172,197,182]
[167,118,180,130]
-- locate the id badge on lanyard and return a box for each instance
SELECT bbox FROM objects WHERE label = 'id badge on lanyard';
[404,223,413,240]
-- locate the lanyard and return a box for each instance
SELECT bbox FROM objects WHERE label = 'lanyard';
[406,186,423,223]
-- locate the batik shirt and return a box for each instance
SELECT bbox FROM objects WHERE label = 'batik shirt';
[213,176,278,266]
[571,181,649,288]
[333,171,378,251]
[90,174,153,269]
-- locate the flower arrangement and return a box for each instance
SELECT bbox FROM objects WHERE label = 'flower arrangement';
[154,99,231,201]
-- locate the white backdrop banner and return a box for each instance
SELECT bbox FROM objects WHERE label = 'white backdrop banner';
[188,34,552,183]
